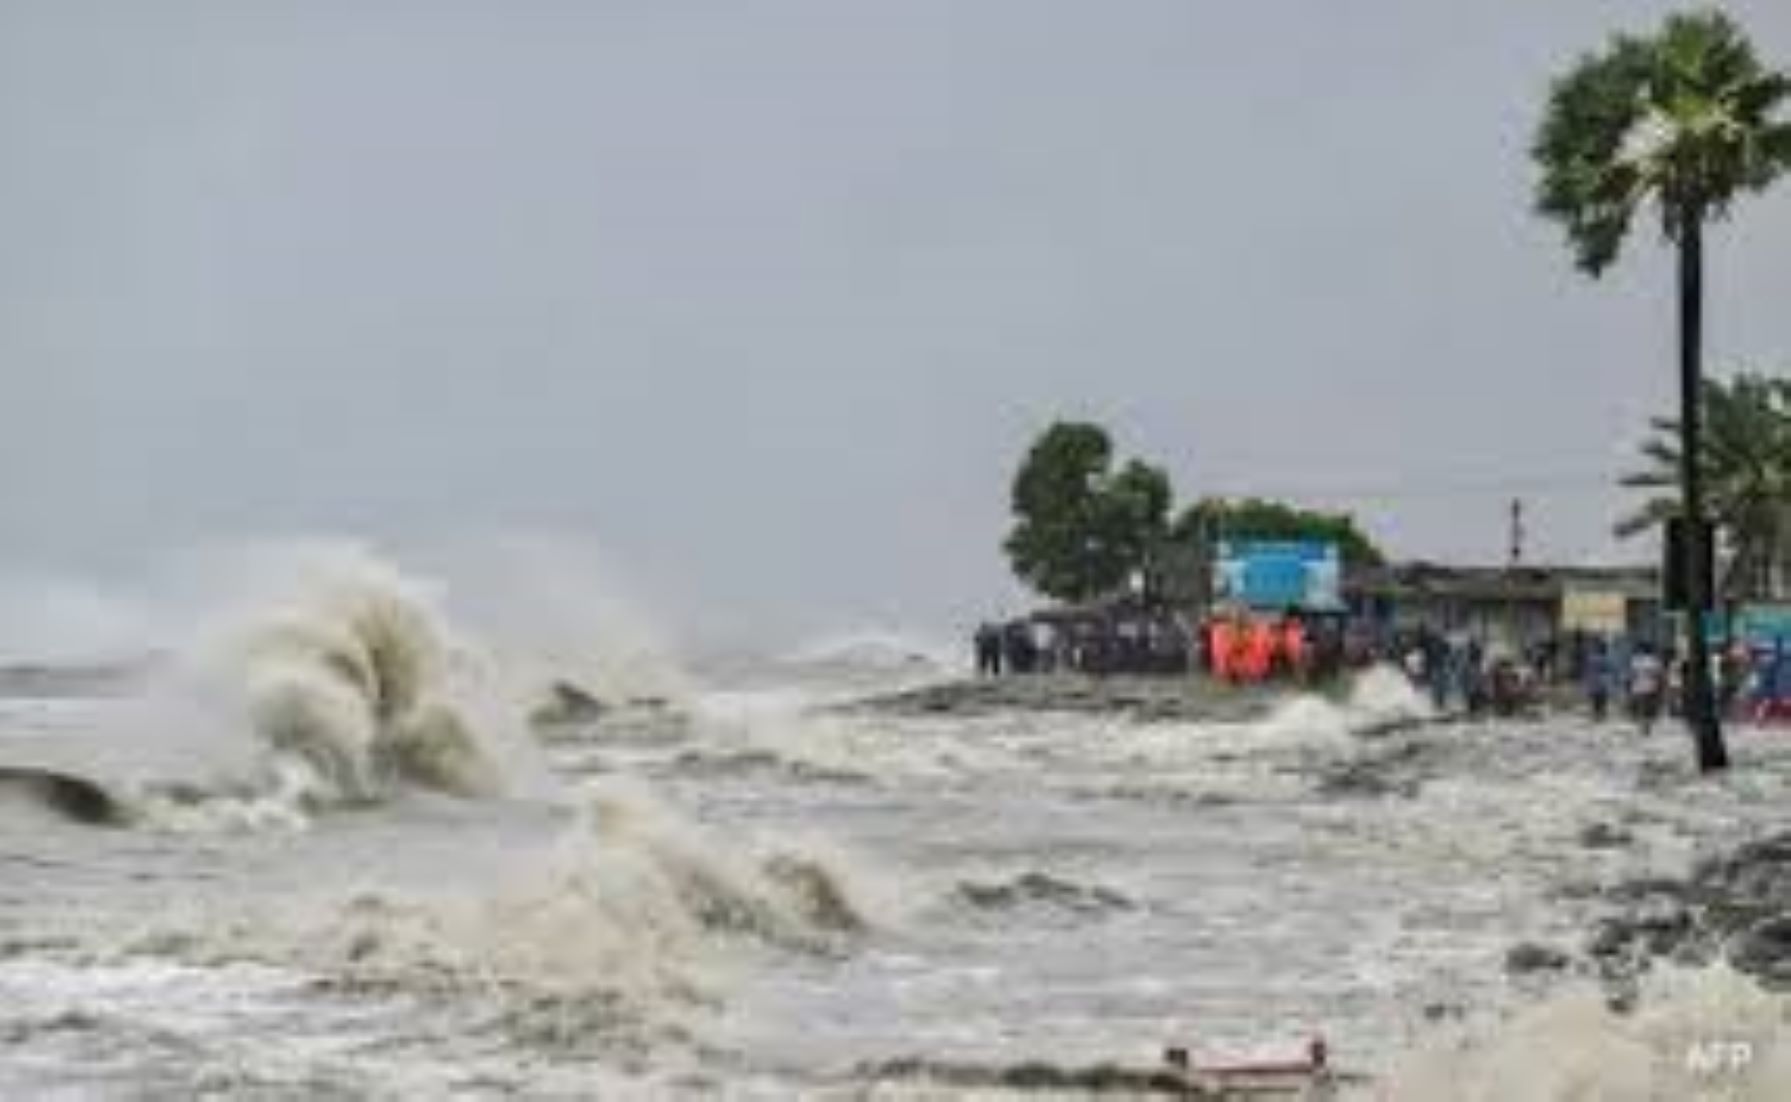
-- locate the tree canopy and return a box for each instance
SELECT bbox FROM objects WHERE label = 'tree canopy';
[1169,497,1385,570]
[1534,9,1791,275]
[1003,422,1384,601]
[1003,422,1171,602]
[1619,371,1791,598]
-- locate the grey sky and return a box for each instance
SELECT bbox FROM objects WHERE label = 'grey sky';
[4,2,1791,646]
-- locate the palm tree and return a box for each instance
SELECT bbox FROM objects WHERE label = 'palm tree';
[1618,373,1791,602]
[1534,9,1791,772]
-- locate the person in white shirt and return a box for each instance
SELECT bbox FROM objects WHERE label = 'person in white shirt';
[1629,647,1664,735]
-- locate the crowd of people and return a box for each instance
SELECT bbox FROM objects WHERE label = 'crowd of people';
[972,608,1356,682]
[1392,626,1791,729]
[1389,627,1540,718]
[973,612,1194,677]
[972,609,1791,729]
[1578,637,1791,730]
[1199,610,1354,685]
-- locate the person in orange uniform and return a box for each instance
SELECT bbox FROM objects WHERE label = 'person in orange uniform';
[1243,616,1277,683]
[1210,616,1238,682]
[1281,614,1308,681]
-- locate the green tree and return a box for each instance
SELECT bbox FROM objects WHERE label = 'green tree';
[1618,373,1791,600]
[1533,9,1791,772]
[1004,422,1171,602]
[1170,497,1385,570]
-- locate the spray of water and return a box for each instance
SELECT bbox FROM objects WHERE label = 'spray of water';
[81,543,536,823]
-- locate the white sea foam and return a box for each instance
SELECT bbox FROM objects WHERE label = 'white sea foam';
[1385,965,1791,1101]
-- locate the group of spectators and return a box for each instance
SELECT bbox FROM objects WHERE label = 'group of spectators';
[1198,611,1354,685]
[972,609,1791,727]
[1580,638,1791,729]
[972,620,1046,676]
[974,613,1195,677]
[1392,627,1538,718]
[1393,626,1791,727]
[973,607,1365,683]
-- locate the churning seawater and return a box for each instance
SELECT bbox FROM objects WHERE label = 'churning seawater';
[4,547,1791,1099]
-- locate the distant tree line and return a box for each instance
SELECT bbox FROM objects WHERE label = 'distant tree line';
[1003,420,1384,603]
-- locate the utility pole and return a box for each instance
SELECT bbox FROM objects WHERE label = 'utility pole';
[1508,498,1525,569]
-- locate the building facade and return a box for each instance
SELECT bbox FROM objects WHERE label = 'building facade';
[1345,563,1662,649]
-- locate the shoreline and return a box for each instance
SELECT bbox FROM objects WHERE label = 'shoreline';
[846,672,1318,724]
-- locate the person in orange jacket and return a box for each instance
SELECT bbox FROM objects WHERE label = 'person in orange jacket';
[1281,614,1308,680]
[1210,616,1239,682]
[1243,617,1277,682]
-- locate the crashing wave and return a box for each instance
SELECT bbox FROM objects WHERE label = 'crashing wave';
[110,778,874,1056]
[1260,665,1430,738]
[219,554,505,807]
[74,546,528,827]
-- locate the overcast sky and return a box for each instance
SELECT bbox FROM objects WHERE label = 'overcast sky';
[4,1,1791,647]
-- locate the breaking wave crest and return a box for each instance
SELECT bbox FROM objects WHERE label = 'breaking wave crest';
[236,570,498,803]
[101,546,532,826]
[111,779,874,1057]
[1251,664,1432,745]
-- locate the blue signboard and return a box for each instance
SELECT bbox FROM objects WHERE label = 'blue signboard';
[1679,606,1791,647]
[1213,540,1342,612]
[1738,605,1791,647]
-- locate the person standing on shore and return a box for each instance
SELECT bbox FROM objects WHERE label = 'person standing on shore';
[1280,613,1309,683]
[1629,646,1664,735]
[1244,616,1276,683]
[1212,615,1241,683]
[1424,631,1451,712]
[974,623,1003,677]
[1585,640,1614,721]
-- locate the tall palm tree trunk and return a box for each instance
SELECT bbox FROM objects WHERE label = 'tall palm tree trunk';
[1680,212,1729,772]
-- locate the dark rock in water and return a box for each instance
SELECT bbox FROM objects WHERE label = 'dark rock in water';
[1606,876,1690,904]
[1729,916,1791,988]
[1314,766,1418,800]
[530,681,610,727]
[956,871,1134,915]
[1581,829,1791,992]
[0,767,123,826]
[1632,897,1693,939]
[1696,836,1791,913]
[1351,715,1432,740]
[1578,822,1634,850]
[671,749,873,787]
[762,854,866,933]
[1505,943,1571,975]
[1586,919,1630,962]
[1314,740,1430,800]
